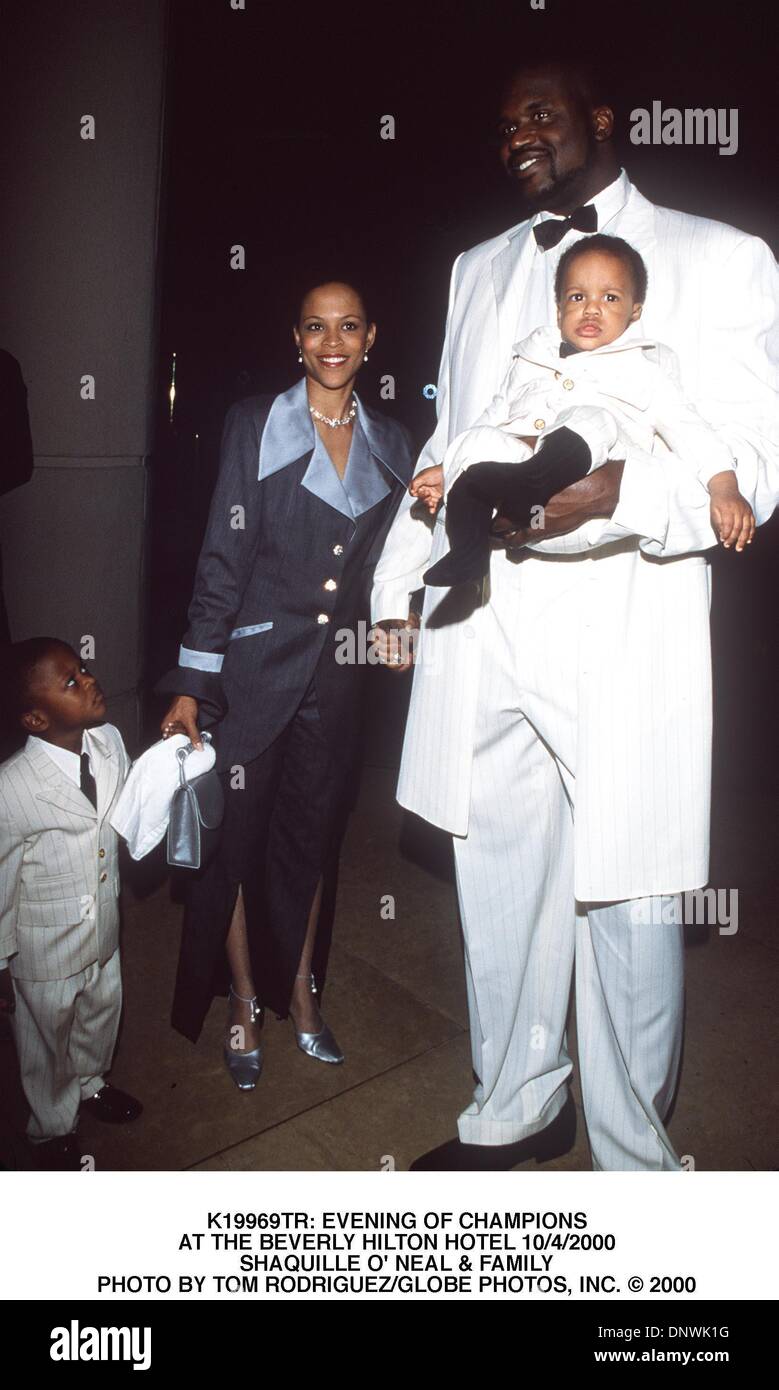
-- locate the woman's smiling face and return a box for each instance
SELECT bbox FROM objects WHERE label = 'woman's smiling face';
[294,282,376,391]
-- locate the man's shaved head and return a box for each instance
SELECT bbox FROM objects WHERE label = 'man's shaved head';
[496,57,618,214]
[500,58,609,120]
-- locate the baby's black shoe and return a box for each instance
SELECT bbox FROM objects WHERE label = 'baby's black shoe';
[423,428,592,588]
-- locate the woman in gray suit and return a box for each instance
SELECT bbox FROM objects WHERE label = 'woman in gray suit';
[159,281,412,1090]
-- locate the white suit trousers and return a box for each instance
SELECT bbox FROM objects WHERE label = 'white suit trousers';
[11,949,122,1140]
[452,553,685,1170]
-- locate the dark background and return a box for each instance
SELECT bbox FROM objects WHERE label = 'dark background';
[147,0,778,791]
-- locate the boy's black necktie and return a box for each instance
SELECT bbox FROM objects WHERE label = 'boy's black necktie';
[80,752,98,810]
[533,203,597,250]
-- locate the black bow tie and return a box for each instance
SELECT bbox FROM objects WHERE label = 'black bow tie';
[533,203,598,251]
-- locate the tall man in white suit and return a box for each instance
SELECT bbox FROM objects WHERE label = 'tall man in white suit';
[371,61,778,1170]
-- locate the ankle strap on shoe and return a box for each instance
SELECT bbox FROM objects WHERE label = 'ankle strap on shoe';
[229,986,263,1023]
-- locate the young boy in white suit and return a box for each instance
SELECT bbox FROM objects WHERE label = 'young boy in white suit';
[0,638,141,1170]
[415,235,755,587]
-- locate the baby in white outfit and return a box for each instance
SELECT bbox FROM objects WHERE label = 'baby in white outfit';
[418,234,754,587]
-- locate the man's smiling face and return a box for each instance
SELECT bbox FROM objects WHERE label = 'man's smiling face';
[497,67,613,214]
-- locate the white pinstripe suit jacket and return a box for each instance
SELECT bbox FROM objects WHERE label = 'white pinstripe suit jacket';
[0,724,130,981]
[372,170,778,900]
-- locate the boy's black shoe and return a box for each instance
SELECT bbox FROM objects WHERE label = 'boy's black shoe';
[35,1135,82,1171]
[81,1083,143,1124]
[409,1092,576,1171]
[424,427,592,589]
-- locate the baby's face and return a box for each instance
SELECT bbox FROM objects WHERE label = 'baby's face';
[557,250,642,350]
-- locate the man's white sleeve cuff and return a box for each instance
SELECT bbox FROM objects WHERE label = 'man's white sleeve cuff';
[371,579,420,625]
[610,449,670,549]
[697,457,737,487]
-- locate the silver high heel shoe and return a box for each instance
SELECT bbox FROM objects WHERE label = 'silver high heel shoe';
[224,987,264,1091]
[293,973,344,1065]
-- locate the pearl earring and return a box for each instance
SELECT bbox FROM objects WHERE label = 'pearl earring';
[297,351,303,363]
[363,352,369,363]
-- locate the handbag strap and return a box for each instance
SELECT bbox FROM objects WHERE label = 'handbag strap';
[176,729,212,787]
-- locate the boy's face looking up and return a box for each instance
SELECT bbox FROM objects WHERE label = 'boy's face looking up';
[21,642,107,749]
[557,249,643,350]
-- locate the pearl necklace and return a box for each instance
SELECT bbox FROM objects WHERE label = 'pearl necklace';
[309,397,357,429]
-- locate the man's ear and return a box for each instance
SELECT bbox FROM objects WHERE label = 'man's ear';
[630,302,643,322]
[592,104,615,142]
[556,302,563,327]
[21,708,48,735]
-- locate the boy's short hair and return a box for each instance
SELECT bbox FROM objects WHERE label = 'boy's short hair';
[554,234,649,305]
[0,637,69,723]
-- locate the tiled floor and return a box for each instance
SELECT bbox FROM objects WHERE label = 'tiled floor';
[1,769,776,1172]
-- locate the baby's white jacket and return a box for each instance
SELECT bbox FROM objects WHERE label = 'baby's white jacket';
[442,322,737,490]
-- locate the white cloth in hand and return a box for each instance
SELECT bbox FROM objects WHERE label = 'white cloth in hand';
[109,735,216,860]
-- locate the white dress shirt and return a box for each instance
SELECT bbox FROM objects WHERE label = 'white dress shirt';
[26,733,90,787]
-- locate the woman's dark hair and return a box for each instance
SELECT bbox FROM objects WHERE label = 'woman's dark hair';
[295,279,372,325]
[554,234,648,304]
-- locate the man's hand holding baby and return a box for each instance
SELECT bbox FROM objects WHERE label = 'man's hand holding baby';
[492,458,626,548]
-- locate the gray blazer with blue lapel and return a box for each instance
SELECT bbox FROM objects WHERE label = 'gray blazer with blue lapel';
[158,380,414,770]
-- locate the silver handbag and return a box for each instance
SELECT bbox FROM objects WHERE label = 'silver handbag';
[166,731,225,871]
